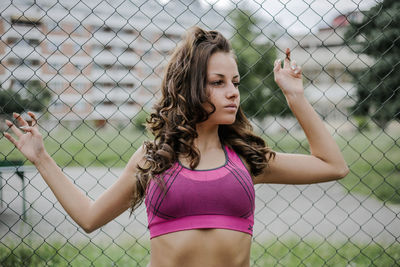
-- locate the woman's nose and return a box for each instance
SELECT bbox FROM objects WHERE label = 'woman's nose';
[227,82,239,97]
[227,82,239,98]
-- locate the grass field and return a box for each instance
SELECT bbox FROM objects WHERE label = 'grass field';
[262,127,400,204]
[1,124,399,266]
[1,123,148,168]
[1,238,399,266]
[337,130,400,204]
[1,123,399,204]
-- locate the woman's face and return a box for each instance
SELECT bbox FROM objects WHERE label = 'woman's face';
[205,51,240,125]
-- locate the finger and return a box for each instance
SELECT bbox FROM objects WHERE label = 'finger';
[13,112,29,127]
[19,126,34,132]
[294,66,302,75]
[274,59,282,72]
[285,48,291,61]
[21,123,41,136]
[290,60,297,71]
[283,48,290,69]
[5,119,23,137]
[27,111,38,127]
[3,132,18,146]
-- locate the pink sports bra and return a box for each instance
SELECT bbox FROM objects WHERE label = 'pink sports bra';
[145,145,255,239]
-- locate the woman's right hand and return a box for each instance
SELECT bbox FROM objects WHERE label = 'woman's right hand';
[3,112,47,165]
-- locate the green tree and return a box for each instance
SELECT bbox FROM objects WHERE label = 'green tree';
[229,9,290,121]
[0,80,51,115]
[344,0,400,129]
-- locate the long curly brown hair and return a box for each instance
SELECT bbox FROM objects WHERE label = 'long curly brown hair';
[130,26,275,212]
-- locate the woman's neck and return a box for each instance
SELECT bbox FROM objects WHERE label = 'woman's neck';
[194,123,221,153]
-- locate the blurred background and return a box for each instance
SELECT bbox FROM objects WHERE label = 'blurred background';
[0,0,399,266]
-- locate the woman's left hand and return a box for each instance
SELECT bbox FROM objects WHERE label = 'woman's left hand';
[273,48,304,97]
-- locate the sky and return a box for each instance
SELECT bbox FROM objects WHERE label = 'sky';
[198,0,380,34]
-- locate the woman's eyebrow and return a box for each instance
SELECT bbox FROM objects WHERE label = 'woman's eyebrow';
[210,73,240,79]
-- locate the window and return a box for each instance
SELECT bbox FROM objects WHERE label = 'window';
[11,17,40,27]
[124,28,137,35]
[7,37,18,45]
[7,58,21,66]
[103,101,114,106]
[103,27,113,33]
[28,39,40,47]
[29,59,40,67]
[121,83,134,89]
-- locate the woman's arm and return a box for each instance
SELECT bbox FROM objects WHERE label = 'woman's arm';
[35,147,145,233]
[4,112,146,232]
[254,49,349,185]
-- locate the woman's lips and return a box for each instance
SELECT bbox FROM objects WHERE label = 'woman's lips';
[224,104,238,110]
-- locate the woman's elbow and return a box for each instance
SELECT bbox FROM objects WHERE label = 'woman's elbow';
[80,220,99,233]
[81,223,94,233]
[82,226,94,234]
[335,164,350,180]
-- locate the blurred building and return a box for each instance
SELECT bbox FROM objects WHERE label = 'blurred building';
[0,0,230,126]
[1,1,366,131]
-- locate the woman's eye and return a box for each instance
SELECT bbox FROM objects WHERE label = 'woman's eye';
[211,80,223,86]
[234,82,240,87]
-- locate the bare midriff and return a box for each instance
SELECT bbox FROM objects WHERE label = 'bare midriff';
[147,228,252,267]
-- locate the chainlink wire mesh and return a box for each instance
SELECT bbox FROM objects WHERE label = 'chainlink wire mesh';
[1,0,399,266]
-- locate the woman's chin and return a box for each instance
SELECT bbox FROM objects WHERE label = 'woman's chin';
[219,118,236,125]
[207,114,237,125]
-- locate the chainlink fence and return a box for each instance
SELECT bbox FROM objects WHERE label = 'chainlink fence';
[1,0,399,266]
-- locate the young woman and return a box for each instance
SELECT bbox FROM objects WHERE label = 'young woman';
[3,26,349,267]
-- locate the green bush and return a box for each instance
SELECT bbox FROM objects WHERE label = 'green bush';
[354,116,370,131]
[133,109,149,132]
[0,81,51,115]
